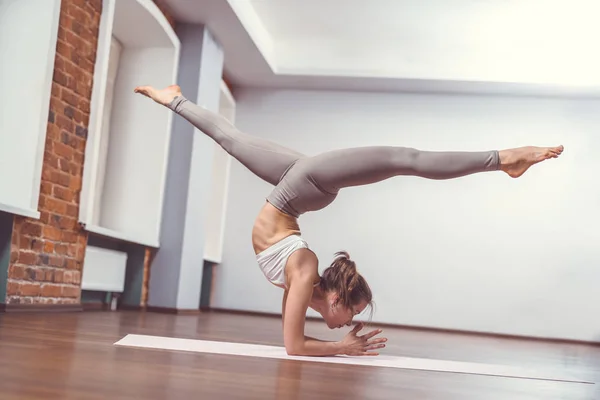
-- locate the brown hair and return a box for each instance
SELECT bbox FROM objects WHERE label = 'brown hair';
[319,251,373,313]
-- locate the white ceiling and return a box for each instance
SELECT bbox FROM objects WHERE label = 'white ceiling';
[162,0,600,96]
[114,0,178,47]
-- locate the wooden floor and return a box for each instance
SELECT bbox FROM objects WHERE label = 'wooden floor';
[0,311,598,399]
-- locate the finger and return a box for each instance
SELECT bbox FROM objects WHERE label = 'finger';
[360,328,383,340]
[365,343,386,351]
[351,322,364,334]
[360,351,379,356]
[366,337,388,345]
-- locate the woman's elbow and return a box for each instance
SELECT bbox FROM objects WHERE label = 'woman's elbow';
[285,343,304,356]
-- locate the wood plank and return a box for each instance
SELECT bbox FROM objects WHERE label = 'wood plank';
[0,311,597,399]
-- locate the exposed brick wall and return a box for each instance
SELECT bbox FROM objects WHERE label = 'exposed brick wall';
[6,0,102,305]
[141,248,156,307]
[5,0,177,308]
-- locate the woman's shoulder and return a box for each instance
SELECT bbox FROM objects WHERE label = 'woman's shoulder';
[293,247,318,264]
[286,248,319,282]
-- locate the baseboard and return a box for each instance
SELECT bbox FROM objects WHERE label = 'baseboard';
[82,302,111,311]
[201,307,278,319]
[81,303,144,312]
[119,304,143,311]
[146,305,200,315]
[81,304,200,314]
[205,307,600,347]
[369,321,600,347]
[0,303,83,313]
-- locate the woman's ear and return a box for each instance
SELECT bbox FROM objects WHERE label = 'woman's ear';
[330,293,339,309]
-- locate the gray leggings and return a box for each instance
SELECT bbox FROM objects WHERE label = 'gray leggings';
[169,96,500,217]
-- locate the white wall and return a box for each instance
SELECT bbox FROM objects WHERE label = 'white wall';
[0,0,61,218]
[213,87,600,342]
[147,23,225,310]
[98,47,177,244]
[92,36,122,225]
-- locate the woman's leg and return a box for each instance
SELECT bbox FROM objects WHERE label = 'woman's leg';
[302,145,563,193]
[135,85,305,186]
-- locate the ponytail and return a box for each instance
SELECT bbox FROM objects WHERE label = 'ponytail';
[320,251,372,309]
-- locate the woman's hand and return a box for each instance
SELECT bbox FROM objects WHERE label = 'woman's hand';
[340,322,387,356]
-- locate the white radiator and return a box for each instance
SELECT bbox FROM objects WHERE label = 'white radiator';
[81,246,128,292]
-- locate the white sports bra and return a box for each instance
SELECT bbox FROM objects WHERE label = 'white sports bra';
[255,235,318,288]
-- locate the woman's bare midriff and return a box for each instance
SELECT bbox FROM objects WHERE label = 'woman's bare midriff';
[252,202,301,254]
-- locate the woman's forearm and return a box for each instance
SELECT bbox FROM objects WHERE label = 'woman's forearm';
[304,335,326,342]
[287,337,344,357]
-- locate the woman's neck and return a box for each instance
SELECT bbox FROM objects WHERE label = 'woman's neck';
[308,286,329,315]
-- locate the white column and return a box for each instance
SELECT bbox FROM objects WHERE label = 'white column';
[148,24,224,310]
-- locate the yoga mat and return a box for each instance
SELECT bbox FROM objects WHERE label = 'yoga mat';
[114,334,593,384]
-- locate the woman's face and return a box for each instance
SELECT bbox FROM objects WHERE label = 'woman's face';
[323,294,369,329]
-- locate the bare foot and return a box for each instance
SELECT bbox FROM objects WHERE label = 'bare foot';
[133,84,182,106]
[499,145,564,178]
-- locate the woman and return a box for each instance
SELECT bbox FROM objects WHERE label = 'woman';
[134,84,563,357]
